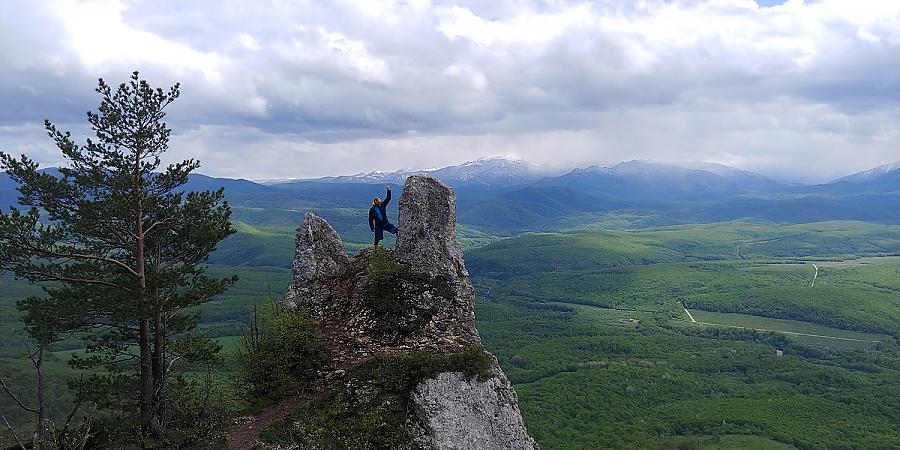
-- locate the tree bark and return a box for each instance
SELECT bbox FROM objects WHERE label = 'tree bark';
[139,318,155,435]
[135,164,163,439]
[151,309,165,432]
[35,348,50,450]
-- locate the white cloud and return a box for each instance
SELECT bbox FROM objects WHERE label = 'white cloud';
[318,28,392,84]
[238,33,261,51]
[52,0,225,81]
[0,0,897,182]
[435,4,593,47]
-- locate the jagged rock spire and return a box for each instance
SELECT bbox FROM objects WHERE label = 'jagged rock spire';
[284,212,349,307]
[396,175,468,280]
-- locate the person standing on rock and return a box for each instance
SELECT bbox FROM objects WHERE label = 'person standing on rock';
[369,185,398,246]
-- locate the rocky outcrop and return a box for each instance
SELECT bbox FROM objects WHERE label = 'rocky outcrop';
[396,175,469,282]
[283,175,537,449]
[283,212,349,308]
[411,369,536,450]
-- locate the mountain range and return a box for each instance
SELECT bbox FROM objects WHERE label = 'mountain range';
[274,155,562,187]
[2,157,899,233]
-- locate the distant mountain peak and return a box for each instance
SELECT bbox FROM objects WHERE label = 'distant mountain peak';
[282,156,558,187]
[834,161,900,183]
[474,154,526,163]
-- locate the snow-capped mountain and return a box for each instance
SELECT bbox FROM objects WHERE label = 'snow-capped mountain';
[293,156,561,187]
[427,156,561,186]
[832,161,900,184]
[302,169,417,185]
[542,160,787,203]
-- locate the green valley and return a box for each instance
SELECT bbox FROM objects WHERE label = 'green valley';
[2,219,899,448]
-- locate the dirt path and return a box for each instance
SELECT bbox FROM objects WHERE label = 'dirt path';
[681,302,697,323]
[226,390,319,450]
[680,303,880,343]
[810,263,819,287]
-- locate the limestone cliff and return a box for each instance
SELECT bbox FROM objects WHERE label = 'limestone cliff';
[282,175,537,449]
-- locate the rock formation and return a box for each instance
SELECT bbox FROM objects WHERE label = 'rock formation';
[283,175,537,449]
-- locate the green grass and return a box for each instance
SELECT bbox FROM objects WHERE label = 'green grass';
[213,335,241,354]
[471,225,900,336]
[208,221,295,267]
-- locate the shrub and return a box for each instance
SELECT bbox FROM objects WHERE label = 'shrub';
[236,304,324,408]
[165,374,244,448]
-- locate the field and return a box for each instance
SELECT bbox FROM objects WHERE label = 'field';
[2,219,900,448]
[683,309,888,350]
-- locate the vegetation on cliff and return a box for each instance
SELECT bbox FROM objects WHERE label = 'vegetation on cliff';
[236,304,324,408]
[365,247,453,333]
[259,346,493,449]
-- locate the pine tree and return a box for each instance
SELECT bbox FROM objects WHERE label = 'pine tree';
[0,71,236,443]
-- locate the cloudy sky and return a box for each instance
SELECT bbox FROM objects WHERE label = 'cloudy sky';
[1,0,897,183]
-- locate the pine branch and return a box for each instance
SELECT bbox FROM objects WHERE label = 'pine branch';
[49,251,140,277]
[15,269,133,292]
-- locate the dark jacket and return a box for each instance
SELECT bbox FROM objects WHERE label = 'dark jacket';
[368,188,391,231]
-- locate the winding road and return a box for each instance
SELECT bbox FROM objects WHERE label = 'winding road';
[810,263,819,287]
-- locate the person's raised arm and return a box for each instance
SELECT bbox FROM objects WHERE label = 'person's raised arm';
[383,185,392,206]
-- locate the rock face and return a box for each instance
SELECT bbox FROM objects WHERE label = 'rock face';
[411,370,537,450]
[284,175,537,449]
[396,175,469,282]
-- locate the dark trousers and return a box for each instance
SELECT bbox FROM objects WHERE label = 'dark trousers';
[374,222,397,245]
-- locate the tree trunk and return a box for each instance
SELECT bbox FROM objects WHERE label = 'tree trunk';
[151,310,165,431]
[139,318,155,435]
[35,348,50,450]
[135,176,163,439]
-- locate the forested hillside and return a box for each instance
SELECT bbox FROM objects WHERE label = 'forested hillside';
[4,217,898,448]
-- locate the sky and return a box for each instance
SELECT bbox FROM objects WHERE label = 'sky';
[0,0,897,183]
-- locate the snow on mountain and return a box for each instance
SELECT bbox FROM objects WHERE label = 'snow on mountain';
[832,161,900,184]
[285,156,561,187]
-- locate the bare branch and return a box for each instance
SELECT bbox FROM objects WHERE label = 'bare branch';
[33,247,140,278]
[0,378,37,415]
[142,217,175,238]
[60,375,85,438]
[0,414,28,450]
[77,421,93,450]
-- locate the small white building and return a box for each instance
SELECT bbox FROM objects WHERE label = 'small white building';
[775,349,784,357]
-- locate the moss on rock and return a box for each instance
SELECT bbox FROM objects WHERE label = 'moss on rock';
[365,247,453,334]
